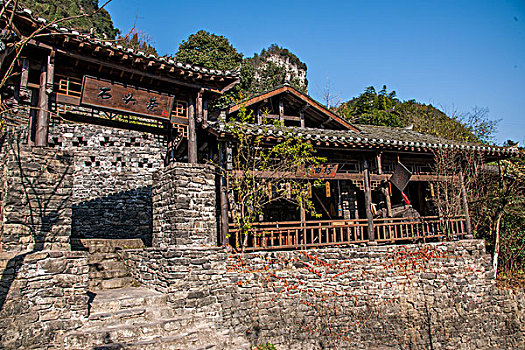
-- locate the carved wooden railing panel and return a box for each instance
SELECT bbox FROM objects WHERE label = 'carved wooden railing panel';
[229,215,466,252]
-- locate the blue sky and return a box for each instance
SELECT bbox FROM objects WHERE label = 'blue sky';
[103,0,525,145]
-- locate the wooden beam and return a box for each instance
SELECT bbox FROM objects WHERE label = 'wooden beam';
[187,97,197,163]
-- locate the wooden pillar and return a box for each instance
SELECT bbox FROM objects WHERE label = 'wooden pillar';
[218,141,230,245]
[278,98,284,124]
[46,51,55,91]
[35,61,49,146]
[257,108,262,124]
[187,96,197,163]
[363,160,375,241]
[202,99,208,128]
[384,183,393,217]
[299,111,305,128]
[196,89,203,123]
[459,170,473,236]
[19,57,29,98]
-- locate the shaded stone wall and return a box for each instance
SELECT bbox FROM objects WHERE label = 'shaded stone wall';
[0,132,73,253]
[152,162,217,248]
[48,124,166,245]
[121,240,525,349]
[0,251,89,349]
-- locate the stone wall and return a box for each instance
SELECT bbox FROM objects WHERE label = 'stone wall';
[48,124,166,245]
[152,162,217,248]
[1,132,73,253]
[0,251,89,349]
[121,240,525,349]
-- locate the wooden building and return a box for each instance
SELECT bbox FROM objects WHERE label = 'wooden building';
[206,85,519,251]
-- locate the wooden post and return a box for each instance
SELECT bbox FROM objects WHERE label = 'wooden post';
[279,98,284,124]
[19,57,29,98]
[46,51,55,92]
[363,160,375,242]
[459,170,473,236]
[202,99,208,127]
[299,111,305,128]
[384,184,393,217]
[35,61,49,146]
[218,141,229,245]
[257,108,262,124]
[196,89,203,123]
[187,96,197,163]
[376,152,383,175]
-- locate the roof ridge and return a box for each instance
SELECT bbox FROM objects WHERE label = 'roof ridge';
[13,7,239,78]
[210,120,519,156]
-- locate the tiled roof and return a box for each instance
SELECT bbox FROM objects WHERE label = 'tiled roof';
[208,120,520,156]
[14,8,239,79]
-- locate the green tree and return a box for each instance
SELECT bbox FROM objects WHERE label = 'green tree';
[174,30,243,71]
[336,85,402,127]
[117,31,157,56]
[19,0,118,38]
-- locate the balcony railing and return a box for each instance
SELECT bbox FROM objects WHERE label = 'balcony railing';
[229,215,467,252]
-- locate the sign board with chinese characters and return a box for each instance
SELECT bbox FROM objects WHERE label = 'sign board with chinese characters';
[390,162,412,191]
[80,76,175,120]
[296,164,339,178]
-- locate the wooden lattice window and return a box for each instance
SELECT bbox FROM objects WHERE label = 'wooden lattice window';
[174,123,188,139]
[55,75,82,98]
[171,100,187,119]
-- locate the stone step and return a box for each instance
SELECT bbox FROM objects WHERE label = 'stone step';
[89,252,120,263]
[89,268,130,280]
[71,238,145,253]
[89,287,167,313]
[98,276,134,290]
[71,332,220,350]
[88,306,176,326]
[90,259,127,271]
[63,317,203,348]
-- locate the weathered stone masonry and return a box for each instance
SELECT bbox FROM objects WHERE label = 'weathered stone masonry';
[48,124,165,245]
[0,132,89,349]
[152,162,217,248]
[0,251,89,349]
[121,241,525,350]
[1,133,73,253]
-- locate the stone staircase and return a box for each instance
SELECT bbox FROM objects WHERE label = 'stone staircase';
[61,239,249,349]
[60,287,235,350]
[71,238,143,290]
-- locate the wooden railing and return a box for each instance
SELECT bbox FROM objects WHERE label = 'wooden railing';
[229,215,466,252]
